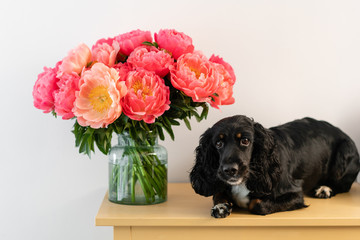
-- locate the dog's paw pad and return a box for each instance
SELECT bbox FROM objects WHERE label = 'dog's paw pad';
[315,186,333,198]
[211,203,232,218]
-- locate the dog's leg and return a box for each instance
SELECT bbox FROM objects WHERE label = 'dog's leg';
[327,139,360,195]
[249,192,307,215]
[211,192,233,218]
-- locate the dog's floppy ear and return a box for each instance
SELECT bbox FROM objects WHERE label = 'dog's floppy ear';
[190,127,221,197]
[247,122,281,196]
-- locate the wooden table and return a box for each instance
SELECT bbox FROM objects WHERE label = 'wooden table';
[96,183,360,240]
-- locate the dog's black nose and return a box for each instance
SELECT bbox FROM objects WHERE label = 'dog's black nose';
[222,163,239,177]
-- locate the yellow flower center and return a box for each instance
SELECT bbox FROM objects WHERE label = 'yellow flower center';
[132,80,153,100]
[189,66,202,79]
[88,86,113,113]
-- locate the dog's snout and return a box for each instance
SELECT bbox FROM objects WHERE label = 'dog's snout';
[222,163,239,177]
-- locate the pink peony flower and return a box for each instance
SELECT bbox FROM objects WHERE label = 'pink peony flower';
[154,29,194,60]
[209,63,235,107]
[127,46,174,77]
[170,52,221,104]
[209,55,236,84]
[91,38,120,67]
[33,61,62,113]
[113,62,132,93]
[122,69,170,124]
[58,43,92,76]
[115,29,152,56]
[73,63,127,128]
[53,72,80,119]
[113,62,132,82]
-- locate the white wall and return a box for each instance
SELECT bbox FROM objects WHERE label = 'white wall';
[1,0,359,239]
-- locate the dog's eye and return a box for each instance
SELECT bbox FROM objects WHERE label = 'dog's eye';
[215,141,224,149]
[240,138,250,146]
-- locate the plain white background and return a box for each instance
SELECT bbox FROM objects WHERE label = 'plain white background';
[1,0,359,239]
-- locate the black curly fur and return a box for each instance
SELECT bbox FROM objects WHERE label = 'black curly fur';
[246,122,281,197]
[190,115,360,217]
[190,128,224,197]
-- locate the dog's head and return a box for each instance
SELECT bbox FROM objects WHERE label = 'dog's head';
[211,115,255,185]
[190,115,280,197]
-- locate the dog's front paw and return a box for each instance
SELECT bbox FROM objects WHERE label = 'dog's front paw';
[211,203,232,218]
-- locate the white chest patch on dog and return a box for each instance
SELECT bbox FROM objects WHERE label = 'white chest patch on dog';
[231,183,250,208]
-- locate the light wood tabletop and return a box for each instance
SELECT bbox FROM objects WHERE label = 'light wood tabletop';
[96,182,360,240]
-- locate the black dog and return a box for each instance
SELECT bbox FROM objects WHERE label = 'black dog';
[190,115,360,217]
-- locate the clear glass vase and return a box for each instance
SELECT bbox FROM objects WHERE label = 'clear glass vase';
[108,132,167,205]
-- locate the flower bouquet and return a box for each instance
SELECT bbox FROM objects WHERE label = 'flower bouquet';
[33,29,236,204]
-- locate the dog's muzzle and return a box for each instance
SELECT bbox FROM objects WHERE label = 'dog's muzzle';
[223,163,239,177]
[218,162,248,185]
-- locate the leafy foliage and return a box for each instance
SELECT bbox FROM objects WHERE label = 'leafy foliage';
[72,78,209,158]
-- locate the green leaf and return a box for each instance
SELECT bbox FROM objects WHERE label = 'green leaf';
[156,125,165,141]
[139,121,151,132]
[164,126,175,140]
[183,117,192,130]
[161,120,175,140]
[170,103,188,112]
[154,121,174,141]
[72,121,86,147]
[86,61,93,68]
[142,41,159,48]
[94,127,113,155]
[88,134,94,152]
[167,118,180,126]
[129,127,138,142]
[142,41,154,47]
[124,122,132,130]
[79,134,89,155]
[112,115,128,134]
[200,103,209,120]
[189,109,201,122]
[105,128,112,141]
[162,116,172,128]
[77,127,95,158]
[94,138,105,154]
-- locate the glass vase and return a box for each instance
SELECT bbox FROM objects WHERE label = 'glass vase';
[108,132,167,205]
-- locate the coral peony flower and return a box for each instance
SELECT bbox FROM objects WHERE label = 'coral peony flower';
[54,72,80,119]
[115,29,152,56]
[92,38,120,67]
[113,62,132,94]
[209,55,236,84]
[170,52,221,104]
[58,43,92,76]
[73,63,127,128]
[209,63,235,107]
[154,29,194,60]
[113,62,132,82]
[122,69,170,124]
[127,46,174,77]
[33,61,62,113]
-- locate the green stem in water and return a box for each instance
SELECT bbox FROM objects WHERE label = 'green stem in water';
[110,133,167,204]
[131,166,136,202]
